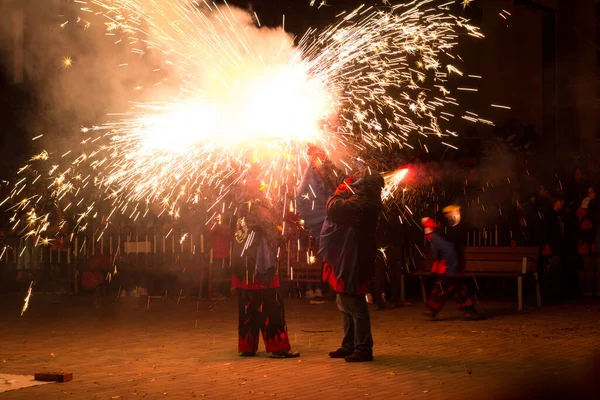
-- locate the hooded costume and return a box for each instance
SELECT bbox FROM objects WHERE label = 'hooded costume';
[230,181,298,357]
[422,215,482,320]
[320,170,384,295]
[321,169,384,362]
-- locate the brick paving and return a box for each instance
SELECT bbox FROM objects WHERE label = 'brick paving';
[0,293,599,400]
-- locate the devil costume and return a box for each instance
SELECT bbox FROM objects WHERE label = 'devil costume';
[422,215,482,320]
[320,169,384,362]
[231,184,299,358]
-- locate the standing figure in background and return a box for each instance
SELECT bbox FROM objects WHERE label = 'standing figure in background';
[422,209,483,320]
[372,212,404,310]
[540,193,565,301]
[522,192,542,246]
[231,179,299,358]
[320,169,384,362]
[209,215,233,299]
[577,187,598,297]
[84,245,111,302]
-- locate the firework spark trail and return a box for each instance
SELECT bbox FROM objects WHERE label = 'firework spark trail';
[5,0,486,246]
[21,281,33,316]
[382,168,409,202]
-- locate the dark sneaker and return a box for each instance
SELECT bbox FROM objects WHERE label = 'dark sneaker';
[270,350,300,358]
[329,348,353,358]
[345,352,374,362]
[240,352,256,357]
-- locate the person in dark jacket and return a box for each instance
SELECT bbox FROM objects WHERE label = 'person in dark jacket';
[422,216,482,320]
[372,212,404,309]
[231,179,299,358]
[522,193,542,246]
[320,169,384,362]
[578,187,597,296]
[540,193,565,301]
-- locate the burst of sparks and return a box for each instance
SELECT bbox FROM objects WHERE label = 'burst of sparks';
[21,281,33,316]
[382,168,409,201]
[62,56,73,68]
[5,0,487,245]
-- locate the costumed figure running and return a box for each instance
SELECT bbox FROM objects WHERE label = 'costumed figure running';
[421,204,483,320]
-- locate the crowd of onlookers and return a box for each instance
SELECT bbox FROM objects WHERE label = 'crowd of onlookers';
[512,169,600,300]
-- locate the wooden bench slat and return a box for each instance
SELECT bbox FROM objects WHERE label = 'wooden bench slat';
[463,255,537,262]
[423,260,537,274]
[409,270,529,277]
[465,246,538,254]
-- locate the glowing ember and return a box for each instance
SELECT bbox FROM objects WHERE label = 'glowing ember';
[62,56,73,68]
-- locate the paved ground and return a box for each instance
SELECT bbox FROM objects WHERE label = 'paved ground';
[1,293,599,400]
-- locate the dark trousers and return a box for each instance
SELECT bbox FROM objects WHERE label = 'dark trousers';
[427,276,476,313]
[540,256,563,301]
[336,293,374,354]
[237,288,291,353]
[373,247,403,306]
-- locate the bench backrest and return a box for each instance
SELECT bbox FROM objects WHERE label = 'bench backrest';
[465,246,539,258]
[422,246,539,274]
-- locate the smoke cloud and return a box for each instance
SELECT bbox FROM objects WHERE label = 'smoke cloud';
[0,0,304,154]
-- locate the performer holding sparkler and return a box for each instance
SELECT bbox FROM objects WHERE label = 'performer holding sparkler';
[232,178,300,358]
[421,204,483,320]
[320,168,385,362]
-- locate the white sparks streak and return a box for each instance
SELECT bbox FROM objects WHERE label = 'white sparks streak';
[21,281,33,316]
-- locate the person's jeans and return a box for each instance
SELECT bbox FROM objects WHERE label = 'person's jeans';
[542,256,563,300]
[372,255,388,307]
[336,293,373,354]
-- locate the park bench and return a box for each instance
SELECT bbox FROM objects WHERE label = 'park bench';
[404,246,542,311]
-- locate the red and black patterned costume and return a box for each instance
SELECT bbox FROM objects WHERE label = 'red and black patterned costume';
[422,217,481,319]
[231,181,298,357]
[236,287,289,354]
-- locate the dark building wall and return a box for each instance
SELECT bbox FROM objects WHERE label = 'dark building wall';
[464,0,599,164]
[458,1,549,148]
[556,0,597,152]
